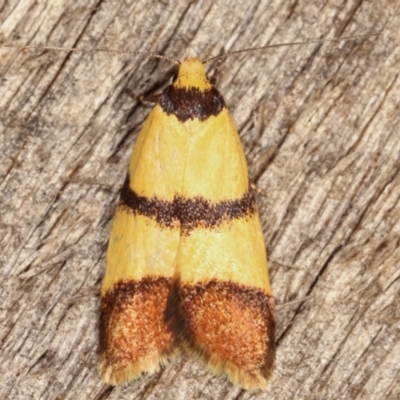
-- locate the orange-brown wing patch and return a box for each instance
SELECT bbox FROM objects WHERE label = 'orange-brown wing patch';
[169,280,275,390]
[99,277,176,385]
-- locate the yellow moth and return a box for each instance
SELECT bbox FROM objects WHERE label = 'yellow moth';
[99,56,275,391]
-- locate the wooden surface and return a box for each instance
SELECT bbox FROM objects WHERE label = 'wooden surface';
[1,1,399,399]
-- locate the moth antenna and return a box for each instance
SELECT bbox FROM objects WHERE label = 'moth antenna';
[2,43,181,65]
[202,32,381,65]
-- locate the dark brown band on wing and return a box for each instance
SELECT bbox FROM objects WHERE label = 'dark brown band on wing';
[119,175,256,233]
[176,192,256,233]
[159,85,225,122]
[167,279,275,385]
[119,175,177,228]
[99,277,175,380]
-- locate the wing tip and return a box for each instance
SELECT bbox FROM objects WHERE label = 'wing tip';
[98,350,179,386]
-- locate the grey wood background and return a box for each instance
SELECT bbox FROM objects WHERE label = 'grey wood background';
[1,1,399,399]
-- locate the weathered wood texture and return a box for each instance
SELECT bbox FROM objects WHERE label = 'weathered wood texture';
[1,1,399,399]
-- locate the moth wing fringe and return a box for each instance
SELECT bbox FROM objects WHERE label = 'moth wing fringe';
[98,349,179,386]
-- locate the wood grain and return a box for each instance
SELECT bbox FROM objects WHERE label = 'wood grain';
[1,1,399,399]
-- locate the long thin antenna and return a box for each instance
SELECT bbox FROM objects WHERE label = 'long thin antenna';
[203,33,381,64]
[2,43,181,65]
[3,32,381,66]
